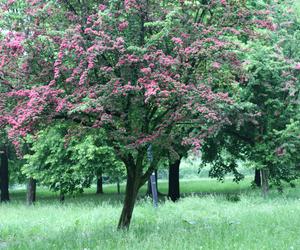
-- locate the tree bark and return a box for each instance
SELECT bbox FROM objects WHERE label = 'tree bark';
[254,169,261,187]
[117,150,157,229]
[117,179,120,194]
[168,159,180,202]
[261,169,269,198]
[26,178,36,205]
[117,173,140,230]
[146,177,151,196]
[0,146,9,202]
[96,172,103,194]
[59,191,65,202]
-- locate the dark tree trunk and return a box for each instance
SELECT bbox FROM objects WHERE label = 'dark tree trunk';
[0,146,9,202]
[261,169,269,198]
[254,169,261,187]
[96,172,103,194]
[146,170,158,196]
[118,150,157,229]
[146,178,151,195]
[117,173,140,230]
[26,178,36,205]
[168,159,180,202]
[117,179,120,194]
[59,191,65,202]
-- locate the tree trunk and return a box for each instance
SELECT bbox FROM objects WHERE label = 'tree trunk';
[146,177,151,195]
[96,172,103,194]
[254,169,261,187]
[117,179,120,194]
[168,159,180,202]
[59,191,65,202]
[0,146,9,202]
[117,173,140,230]
[261,169,269,198]
[26,178,36,205]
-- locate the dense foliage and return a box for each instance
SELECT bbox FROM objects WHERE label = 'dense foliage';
[201,1,300,189]
[23,124,125,195]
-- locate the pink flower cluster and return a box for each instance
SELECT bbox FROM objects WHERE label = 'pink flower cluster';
[212,62,221,69]
[118,21,129,31]
[124,0,140,11]
[140,68,151,74]
[294,63,300,70]
[118,54,140,65]
[171,37,183,45]
[4,32,25,55]
[220,0,227,6]
[254,19,276,31]
[98,4,107,11]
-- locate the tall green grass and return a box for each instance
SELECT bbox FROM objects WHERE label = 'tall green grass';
[1,179,300,250]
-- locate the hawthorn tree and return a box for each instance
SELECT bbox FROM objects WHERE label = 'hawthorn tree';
[0,0,272,228]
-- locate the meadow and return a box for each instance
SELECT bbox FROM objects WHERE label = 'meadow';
[1,174,300,250]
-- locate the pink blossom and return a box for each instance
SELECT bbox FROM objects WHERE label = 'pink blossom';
[101,66,113,72]
[114,37,125,51]
[212,62,221,69]
[55,99,67,112]
[184,47,193,55]
[149,63,155,69]
[140,68,151,74]
[220,0,227,6]
[5,33,25,53]
[124,0,139,11]
[66,12,77,21]
[118,59,126,65]
[294,63,300,70]
[66,77,73,83]
[79,71,88,85]
[181,33,190,39]
[254,19,276,31]
[171,37,183,45]
[143,55,151,61]
[127,54,139,63]
[98,4,107,11]
[118,21,129,31]
[7,0,15,5]
[159,55,177,67]
[84,28,92,34]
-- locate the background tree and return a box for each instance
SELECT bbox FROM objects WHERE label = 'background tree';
[23,123,125,199]
[201,0,300,195]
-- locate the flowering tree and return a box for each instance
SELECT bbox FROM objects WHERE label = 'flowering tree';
[0,0,271,228]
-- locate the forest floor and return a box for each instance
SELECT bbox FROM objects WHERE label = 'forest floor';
[1,177,300,250]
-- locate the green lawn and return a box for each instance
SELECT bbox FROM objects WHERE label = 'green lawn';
[1,178,300,250]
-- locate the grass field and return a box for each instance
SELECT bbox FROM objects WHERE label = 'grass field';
[1,178,300,250]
